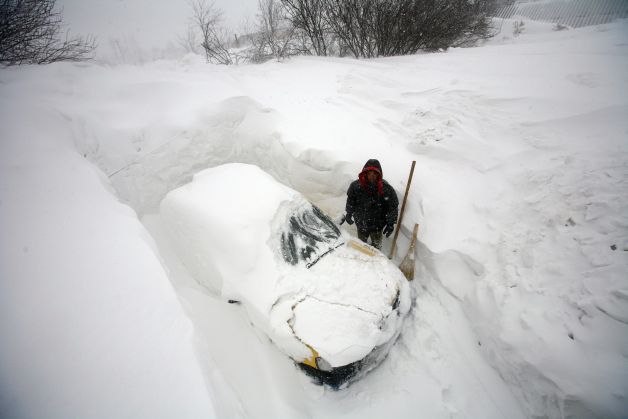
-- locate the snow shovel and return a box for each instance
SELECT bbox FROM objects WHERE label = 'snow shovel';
[399,223,419,281]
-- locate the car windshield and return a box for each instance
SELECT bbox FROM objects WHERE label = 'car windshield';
[279,203,343,268]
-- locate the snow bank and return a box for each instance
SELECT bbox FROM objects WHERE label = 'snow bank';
[0,69,216,418]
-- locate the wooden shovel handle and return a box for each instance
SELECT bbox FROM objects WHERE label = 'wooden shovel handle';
[389,160,416,259]
[410,223,419,246]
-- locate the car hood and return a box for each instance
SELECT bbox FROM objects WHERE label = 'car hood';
[269,240,410,368]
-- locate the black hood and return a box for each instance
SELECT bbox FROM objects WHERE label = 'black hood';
[362,159,382,176]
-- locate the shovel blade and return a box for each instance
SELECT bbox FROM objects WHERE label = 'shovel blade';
[399,255,415,281]
[398,223,419,281]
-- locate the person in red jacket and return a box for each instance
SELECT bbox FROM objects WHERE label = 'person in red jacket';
[341,159,399,249]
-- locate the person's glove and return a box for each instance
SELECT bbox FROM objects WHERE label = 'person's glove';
[383,223,395,237]
[340,212,354,225]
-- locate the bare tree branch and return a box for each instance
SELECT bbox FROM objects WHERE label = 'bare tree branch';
[247,0,303,63]
[0,0,96,66]
[281,0,329,56]
[177,25,201,55]
[188,0,235,65]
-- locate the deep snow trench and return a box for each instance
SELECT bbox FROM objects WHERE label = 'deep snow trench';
[108,96,353,217]
[105,94,524,418]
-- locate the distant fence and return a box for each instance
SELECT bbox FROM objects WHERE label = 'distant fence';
[494,0,628,28]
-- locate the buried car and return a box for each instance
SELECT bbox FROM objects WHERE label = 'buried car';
[160,163,411,387]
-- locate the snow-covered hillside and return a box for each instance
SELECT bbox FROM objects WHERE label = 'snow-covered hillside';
[1,18,627,419]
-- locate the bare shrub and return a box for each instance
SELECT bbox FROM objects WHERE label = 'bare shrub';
[321,0,375,58]
[247,0,303,63]
[281,0,329,56]
[184,0,499,64]
[513,20,525,37]
[188,0,235,64]
[0,0,95,66]
[320,0,498,58]
[422,0,499,50]
[178,25,201,55]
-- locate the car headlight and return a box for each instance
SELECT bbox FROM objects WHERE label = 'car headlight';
[315,357,333,372]
[303,345,333,371]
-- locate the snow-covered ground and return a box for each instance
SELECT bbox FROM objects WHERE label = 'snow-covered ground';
[1,18,627,419]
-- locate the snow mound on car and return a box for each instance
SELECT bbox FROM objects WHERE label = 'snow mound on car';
[285,242,411,367]
[160,163,297,306]
[267,197,411,367]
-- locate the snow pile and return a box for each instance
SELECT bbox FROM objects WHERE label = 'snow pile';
[0,92,216,417]
[160,163,297,298]
[1,17,627,419]
[287,241,411,367]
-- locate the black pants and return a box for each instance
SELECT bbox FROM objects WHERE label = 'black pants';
[357,229,383,250]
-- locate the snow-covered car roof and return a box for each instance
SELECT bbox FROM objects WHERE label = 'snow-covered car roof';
[161,163,410,383]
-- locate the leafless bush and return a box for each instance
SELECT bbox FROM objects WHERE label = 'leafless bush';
[0,0,95,66]
[178,25,201,55]
[321,0,376,58]
[319,0,498,58]
[281,0,329,56]
[188,0,236,64]
[424,0,499,49]
[185,0,498,64]
[513,20,525,37]
[247,0,303,63]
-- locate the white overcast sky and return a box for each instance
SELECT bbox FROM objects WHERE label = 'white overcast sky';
[58,0,258,48]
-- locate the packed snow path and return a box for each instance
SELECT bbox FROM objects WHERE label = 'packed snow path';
[1,19,627,419]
